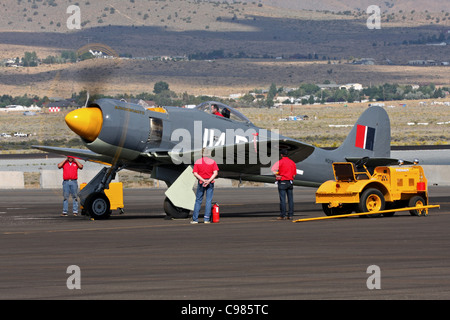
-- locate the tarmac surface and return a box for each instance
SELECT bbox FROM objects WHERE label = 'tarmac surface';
[1,186,450,302]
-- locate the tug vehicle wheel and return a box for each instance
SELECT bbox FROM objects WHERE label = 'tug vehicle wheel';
[359,188,384,217]
[322,204,353,216]
[409,196,426,216]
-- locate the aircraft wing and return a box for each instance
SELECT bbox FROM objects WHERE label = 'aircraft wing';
[281,138,316,163]
[32,145,114,165]
[169,138,315,174]
[34,136,316,173]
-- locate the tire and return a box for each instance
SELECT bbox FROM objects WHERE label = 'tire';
[322,203,353,216]
[164,197,190,219]
[382,202,396,217]
[322,203,334,216]
[85,192,111,220]
[359,188,385,217]
[408,195,426,216]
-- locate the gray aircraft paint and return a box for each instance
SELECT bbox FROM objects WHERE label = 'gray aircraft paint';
[32,99,445,217]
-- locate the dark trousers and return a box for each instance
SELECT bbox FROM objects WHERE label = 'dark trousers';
[278,180,294,217]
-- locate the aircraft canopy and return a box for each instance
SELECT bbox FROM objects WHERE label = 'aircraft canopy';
[195,101,253,124]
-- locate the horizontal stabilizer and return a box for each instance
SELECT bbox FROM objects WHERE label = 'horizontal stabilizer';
[346,157,413,167]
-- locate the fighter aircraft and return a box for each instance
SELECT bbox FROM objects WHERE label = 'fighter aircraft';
[33,99,395,219]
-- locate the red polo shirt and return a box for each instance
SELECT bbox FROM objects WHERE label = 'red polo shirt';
[193,157,219,181]
[271,156,297,181]
[62,161,80,180]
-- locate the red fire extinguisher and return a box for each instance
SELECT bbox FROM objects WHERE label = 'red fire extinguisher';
[212,202,220,223]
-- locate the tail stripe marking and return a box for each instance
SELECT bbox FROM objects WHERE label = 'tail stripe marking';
[355,124,375,151]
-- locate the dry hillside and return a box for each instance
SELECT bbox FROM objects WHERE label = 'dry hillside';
[261,0,449,13]
[1,59,449,99]
[0,0,448,99]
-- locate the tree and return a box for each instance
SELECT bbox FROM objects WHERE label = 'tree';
[240,94,255,104]
[300,83,320,95]
[153,81,169,94]
[268,83,277,97]
[265,83,277,108]
[22,51,38,67]
[61,50,77,63]
[79,51,94,61]
[154,89,177,106]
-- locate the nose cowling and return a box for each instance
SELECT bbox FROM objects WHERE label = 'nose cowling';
[65,107,103,142]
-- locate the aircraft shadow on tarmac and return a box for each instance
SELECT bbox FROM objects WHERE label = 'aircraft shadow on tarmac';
[102,203,324,220]
[77,194,446,221]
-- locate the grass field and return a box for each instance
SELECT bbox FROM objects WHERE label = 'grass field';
[243,99,450,146]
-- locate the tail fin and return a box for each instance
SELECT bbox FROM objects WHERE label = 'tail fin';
[336,106,391,158]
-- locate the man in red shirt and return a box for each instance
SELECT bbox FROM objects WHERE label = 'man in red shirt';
[271,149,297,220]
[58,156,83,216]
[191,148,219,223]
[211,104,224,117]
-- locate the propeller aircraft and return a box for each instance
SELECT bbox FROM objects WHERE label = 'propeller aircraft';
[33,99,395,219]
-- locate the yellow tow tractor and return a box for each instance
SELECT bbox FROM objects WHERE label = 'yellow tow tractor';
[314,158,437,218]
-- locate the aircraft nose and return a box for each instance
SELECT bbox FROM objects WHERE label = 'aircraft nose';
[65,107,103,142]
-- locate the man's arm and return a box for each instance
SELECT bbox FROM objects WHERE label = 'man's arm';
[193,172,205,184]
[57,158,67,169]
[74,159,83,169]
[206,170,218,185]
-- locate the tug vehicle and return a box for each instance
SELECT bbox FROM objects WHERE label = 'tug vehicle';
[315,158,428,217]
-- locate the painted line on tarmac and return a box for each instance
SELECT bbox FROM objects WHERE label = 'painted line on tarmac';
[1,217,269,235]
[13,217,60,220]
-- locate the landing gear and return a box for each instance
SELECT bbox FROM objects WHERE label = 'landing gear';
[85,192,111,220]
[80,165,195,220]
[164,197,190,219]
[79,165,121,220]
[154,166,196,219]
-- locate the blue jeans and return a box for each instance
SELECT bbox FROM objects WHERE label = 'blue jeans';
[192,182,214,222]
[63,180,79,213]
[278,180,294,217]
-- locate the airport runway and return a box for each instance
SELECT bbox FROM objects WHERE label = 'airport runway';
[1,186,450,303]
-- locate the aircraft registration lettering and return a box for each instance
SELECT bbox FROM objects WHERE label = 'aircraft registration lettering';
[171,121,279,166]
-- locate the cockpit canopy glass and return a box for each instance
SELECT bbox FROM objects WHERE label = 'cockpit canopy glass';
[195,101,252,124]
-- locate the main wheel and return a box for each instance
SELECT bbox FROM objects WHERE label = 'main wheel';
[408,195,426,216]
[85,192,111,220]
[359,188,385,217]
[164,197,190,219]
